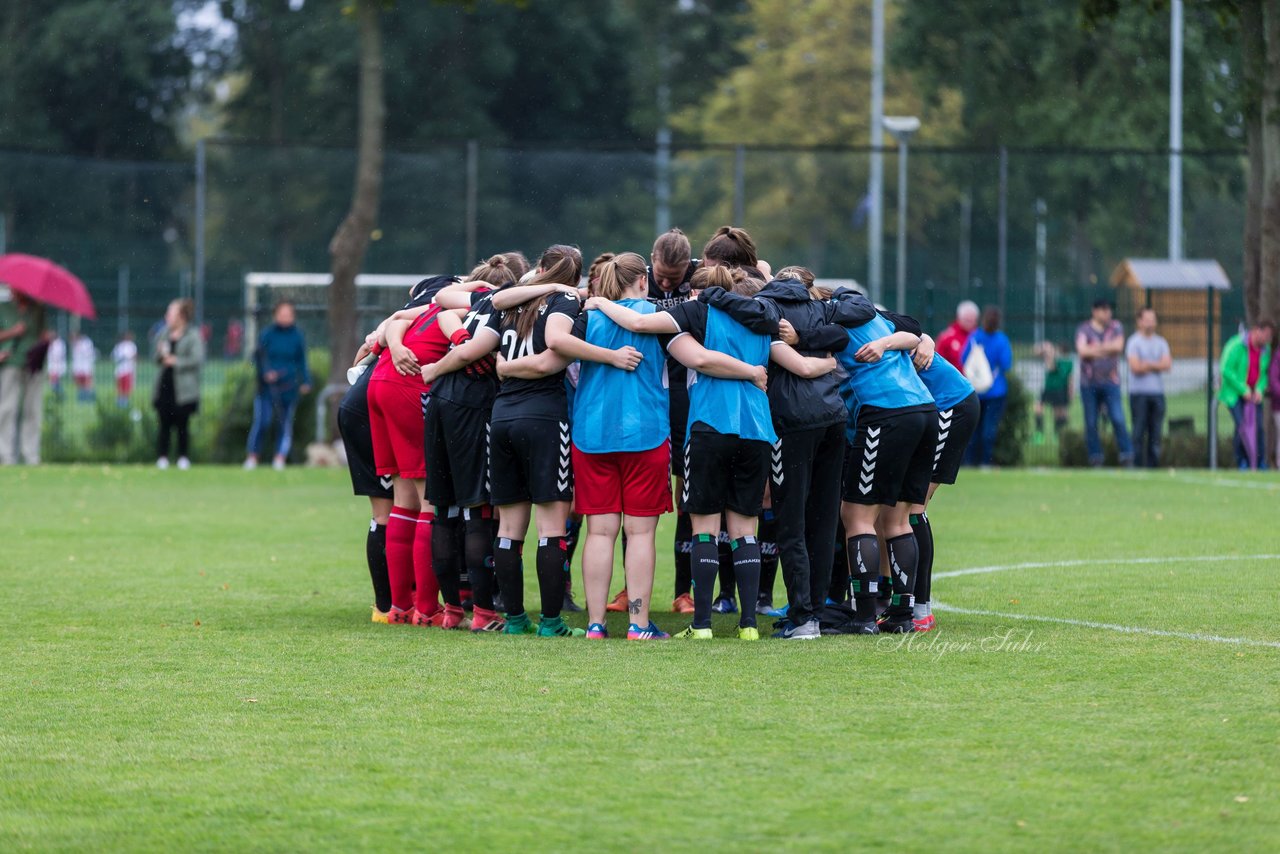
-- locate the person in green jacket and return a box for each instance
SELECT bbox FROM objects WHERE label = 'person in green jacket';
[1219,319,1273,470]
[153,298,204,470]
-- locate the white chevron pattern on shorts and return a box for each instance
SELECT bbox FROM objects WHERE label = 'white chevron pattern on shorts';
[771,439,784,486]
[859,426,880,495]
[933,408,953,473]
[682,442,691,503]
[484,422,491,494]
[557,421,571,493]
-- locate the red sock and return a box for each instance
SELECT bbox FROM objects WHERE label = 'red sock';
[386,507,417,611]
[413,509,440,616]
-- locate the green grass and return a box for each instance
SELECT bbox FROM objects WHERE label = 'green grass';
[2,466,1279,851]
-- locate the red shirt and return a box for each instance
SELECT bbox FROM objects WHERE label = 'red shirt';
[370,305,451,391]
[936,321,970,370]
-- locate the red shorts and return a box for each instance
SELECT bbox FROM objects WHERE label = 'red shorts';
[571,441,672,517]
[116,375,134,396]
[367,380,426,479]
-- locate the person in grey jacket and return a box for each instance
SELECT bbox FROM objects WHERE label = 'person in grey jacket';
[153,298,204,470]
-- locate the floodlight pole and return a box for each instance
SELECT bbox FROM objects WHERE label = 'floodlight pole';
[895,138,909,314]
[194,138,207,328]
[1207,285,1216,470]
[1169,0,1183,261]
[1034,199,1046,346]
[868,0,885,304]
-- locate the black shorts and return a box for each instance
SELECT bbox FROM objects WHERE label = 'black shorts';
[669,383,690,453]
[424,396,491,508]
[488,417,573,506]
[1041,387,1068,408]
[337,403,393,499]
[680,429,770,517]
[931,392,980,486]
[842,405,937,506]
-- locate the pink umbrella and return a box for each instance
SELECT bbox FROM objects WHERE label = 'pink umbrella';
[0,253,97,319]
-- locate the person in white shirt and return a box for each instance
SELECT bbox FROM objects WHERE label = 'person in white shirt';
[71,332,96,403]
[1125,307,1173,467]
[111,331,138,407]
[46,335,67,399]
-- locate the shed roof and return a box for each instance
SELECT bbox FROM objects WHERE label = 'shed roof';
[1110,258,1230,291]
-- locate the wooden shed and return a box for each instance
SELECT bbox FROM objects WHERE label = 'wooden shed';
[1110,258,1229,358]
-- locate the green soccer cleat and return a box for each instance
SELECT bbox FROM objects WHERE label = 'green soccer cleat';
[536,617,586,638]
[674,625,713,640]
[503,613,537,635]
[737,626,760,641]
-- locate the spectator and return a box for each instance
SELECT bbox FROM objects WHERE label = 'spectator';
[244,300,311,471]
[153,299,203,470]
[46,334,66,399]
[0,292,47,465]
[1125,308,1172,467]
[1076,298,1133,467]
[1219,319,1272,471]
[71,331,96,403]
[1270,327,1280,468]
[1033,341,1072,444]
[936,300,979,370]
[961,305,1012,466]
[111,331,138,408]
[224,319,244,359]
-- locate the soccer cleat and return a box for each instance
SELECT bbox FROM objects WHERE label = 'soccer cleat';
[410,607,444,628]
[177,456,191,471]
[674,625,713,640]
[774,619,821,640]
[242,456,258,470]
[606,589,630,612]
[562,591,584,613]
[503,613,536,635]
[627,622,670,640]
[737,626,760,641]
[877,608,915,634]
[537,617,586,638]
[671,593,695,614]
[387,606,413,625]
[371,606,390,624]
[586,622,609,639]
[469,607,506,633]
[763,602,789,619]
[438,604,466,630]
[913,614,936,632]
[755,596,774,616]
[711,595,737,614]
[156,456,170,470]
[822,618,879,635]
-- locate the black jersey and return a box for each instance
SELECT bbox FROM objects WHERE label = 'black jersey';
[430,292,502,410]
[646,258,700,310]
[490,291,581,422]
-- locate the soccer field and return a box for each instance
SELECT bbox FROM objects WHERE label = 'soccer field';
[2,466,1278,850]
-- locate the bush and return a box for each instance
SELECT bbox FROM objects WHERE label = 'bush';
[202,349,330,464]
[992,373,1030,467]
[1059,427,1233,468]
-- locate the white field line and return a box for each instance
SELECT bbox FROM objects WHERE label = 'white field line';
[934,554,1280,580]
[932,602,1280,650]
[934,553,1280,649]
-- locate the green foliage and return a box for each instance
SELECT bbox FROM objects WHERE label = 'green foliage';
[1057,427,1233,467]
[993,374,1030,467]
[203,350,330,463]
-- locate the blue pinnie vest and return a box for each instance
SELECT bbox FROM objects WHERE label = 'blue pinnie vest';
[572,299,669,454]
[688,306,777,444]
[917,356,974,410]
[835,312,933,424]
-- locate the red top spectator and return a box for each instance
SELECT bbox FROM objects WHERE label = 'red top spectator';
[936,300,980,370]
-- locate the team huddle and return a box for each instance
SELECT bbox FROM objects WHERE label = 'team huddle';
[335,225,979,641]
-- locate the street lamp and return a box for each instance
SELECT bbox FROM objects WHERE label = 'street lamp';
[883,115,920,314]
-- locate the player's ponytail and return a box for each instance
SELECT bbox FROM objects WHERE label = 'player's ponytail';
[702,226,758,268]
[506,244,583,341]
[468,254,518,288]
[595,252,647,302]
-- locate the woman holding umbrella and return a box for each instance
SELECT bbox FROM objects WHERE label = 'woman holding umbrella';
[153,299,204,470]
[0,291,47,465]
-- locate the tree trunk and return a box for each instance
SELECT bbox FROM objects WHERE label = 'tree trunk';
[1259,0,1280,325]
[325,0,385,408]
[1242,1,1264,323]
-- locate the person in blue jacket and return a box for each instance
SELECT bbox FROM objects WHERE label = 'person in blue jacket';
[245,301,311,470]
[960,306,1012,466]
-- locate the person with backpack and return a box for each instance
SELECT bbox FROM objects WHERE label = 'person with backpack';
[961,306,1012,466]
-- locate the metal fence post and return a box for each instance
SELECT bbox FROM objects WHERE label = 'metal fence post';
[997,145,1008,315]
[733,144,745,225]
[465,139,478,266]
[1034,198,1046,346]
[117,265,130,336]
[194,138,207,328]
[1207,285,1216,470]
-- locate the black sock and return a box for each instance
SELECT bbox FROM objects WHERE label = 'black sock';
[1054,414,1067,435]
[757,510,778,603]
[536,537,569,620]
[563,517,582,592]
[464,511,496,611]
[432,511,463,607]
[911,512,934,607]
[731,536,762,629]
[829,523,849,602]
[691,533,719,629]
[886,532,919,613]
[366,521,392,613]
[673,511,693,597]
[848,534,880,622]
[717,533,735,600]
[493,536,524,618]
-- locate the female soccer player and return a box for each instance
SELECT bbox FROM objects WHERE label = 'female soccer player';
[827,291,935,634]
[588,264,833,640]
[902,333,980,631]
